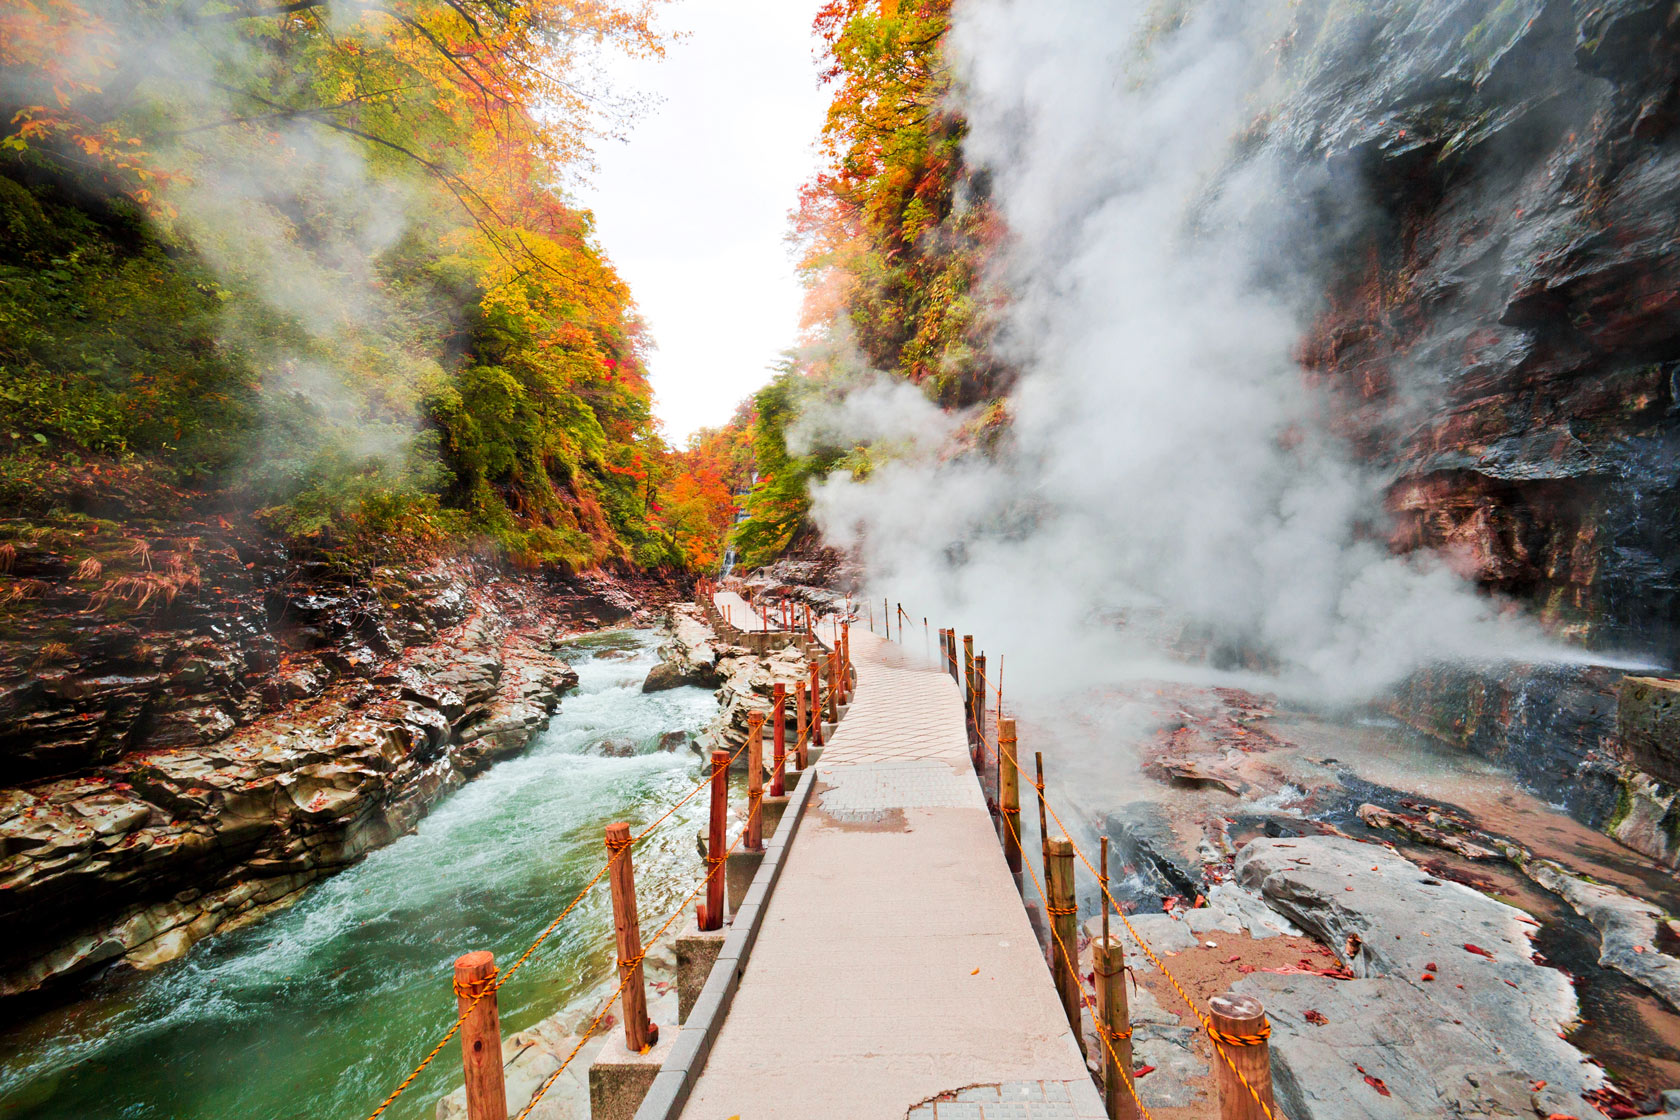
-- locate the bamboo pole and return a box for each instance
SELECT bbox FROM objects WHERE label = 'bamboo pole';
[699,749,727,930]
[453,951,507,1120]
[771,684,786,797]
[1046,836,1082,1049]
[746,712,765,851]
[1210,994,1276,1120]
[972,653,988,764]
[604,822,656,1051]
[999,718,1021,873]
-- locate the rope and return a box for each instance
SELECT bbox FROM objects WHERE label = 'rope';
[1209,1022,1271,1047]
[451,967,498,1003]
[999,807,1156,1120]
[362,733,752,1120]
[1007,729,1287,1120]
[510,820,752,1120]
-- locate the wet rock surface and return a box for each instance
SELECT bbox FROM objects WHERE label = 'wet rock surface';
[1041,670,1680,1113]
[0,548,658,997]
[641,607,722,693]
[1275,0,1680,663]
[1236,837,1599,1119]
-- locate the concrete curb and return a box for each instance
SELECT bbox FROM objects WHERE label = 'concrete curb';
[631,756,820,1120]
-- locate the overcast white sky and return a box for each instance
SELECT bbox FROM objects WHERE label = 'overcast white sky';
[579,0,830,446]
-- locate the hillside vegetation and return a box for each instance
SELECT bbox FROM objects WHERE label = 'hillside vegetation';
[0,0,745,573]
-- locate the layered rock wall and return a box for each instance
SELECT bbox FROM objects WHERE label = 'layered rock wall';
[0,522,645,996]
[1282,0,1680,659]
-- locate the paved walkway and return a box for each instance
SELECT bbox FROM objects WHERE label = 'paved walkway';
[712,589,791,632]
[678,609,1102,1120]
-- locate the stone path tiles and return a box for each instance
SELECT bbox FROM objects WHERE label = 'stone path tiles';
[677,612,1100,1120]
[907,1081,1108,1120]
[712,590,789,631]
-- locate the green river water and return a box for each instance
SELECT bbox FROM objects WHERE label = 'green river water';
[0,627,717,1120]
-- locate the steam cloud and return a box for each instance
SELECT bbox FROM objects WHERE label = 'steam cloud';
[803,0,1584,707]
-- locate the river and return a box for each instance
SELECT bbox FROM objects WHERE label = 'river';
[0,627,717,1120]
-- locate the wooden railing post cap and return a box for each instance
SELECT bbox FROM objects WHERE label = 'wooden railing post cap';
[1210,992,1265,1021]
[747,710,765,727]
[1047,835,1074,854]
[455,949,495,973]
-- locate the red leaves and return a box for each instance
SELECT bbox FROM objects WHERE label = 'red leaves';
[1582,1086,1642,1118]
[1355,1066,1391,1097]
[1263,957,1355,980]
[1463,943,1495,959]
[1303,1009,1328,1025]
[1134,1065,1156,1079]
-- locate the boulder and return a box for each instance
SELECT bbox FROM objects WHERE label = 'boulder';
[1233,837,1601,1120]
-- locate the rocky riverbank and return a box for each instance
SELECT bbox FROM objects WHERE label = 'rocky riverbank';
[0,530,670,1000]
[1032,675,1680,1119]
[645,600,819,764]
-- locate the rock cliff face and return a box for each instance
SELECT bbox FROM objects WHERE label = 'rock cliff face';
[1283,0,1680,657]
[0,511,649,997]
[1267,0,1680,838]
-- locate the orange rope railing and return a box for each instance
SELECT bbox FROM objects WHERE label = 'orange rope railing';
[879,603,1287,1120]
[361,731,753,1120]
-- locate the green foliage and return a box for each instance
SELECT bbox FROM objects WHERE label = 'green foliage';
[0,0,712,574]
[798,0,1003,407]
[0,162,257,476]
[731,367,846,570]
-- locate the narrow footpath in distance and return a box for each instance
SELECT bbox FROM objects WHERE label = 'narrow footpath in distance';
[676,609,1103,1120]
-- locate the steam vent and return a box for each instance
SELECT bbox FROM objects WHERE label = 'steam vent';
[5,2,1680,1120]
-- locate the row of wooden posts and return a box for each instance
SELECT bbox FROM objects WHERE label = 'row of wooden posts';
[922,624,1279,1120]
[443,584,853,1120]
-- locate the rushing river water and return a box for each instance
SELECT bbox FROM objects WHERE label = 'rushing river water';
[0,628,717,1120]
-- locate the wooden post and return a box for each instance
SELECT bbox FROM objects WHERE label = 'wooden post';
[809,661,824,747]
[1095,934,1135,1120]
[826,650,839,721]
[746,712,765,851]
[962,635,975,721]
[453,951,508,1120]
[1036,752,1050,885]
[947,630,959,682]
[771,684,787,797]
[841,622,851,702]
[604,822,656,1051]
[699,749,727,930]
[1046,836,1082,1050]
[795,680,809,767]
[995,654,1004,731]
[1209,993,1276,1120]
[972,653,988,760]
[883,597,889,640]
[999,718,1021,873]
